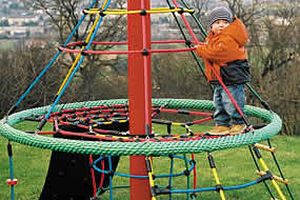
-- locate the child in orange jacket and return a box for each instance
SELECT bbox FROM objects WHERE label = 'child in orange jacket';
[195,6,251,135]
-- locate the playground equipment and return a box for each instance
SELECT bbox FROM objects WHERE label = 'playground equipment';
[0,0,295,199]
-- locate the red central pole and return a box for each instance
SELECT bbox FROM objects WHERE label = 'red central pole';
[128,0,152,199]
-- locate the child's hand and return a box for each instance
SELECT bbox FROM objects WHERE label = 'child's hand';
[195,42,206,49]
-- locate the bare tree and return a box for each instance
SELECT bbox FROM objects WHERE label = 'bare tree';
[188,0,210,20]
[222,0,264,26]
[0,41,76,116]
[20,0,127,101]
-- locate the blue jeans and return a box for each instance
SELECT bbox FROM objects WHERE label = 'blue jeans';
[213,84,245,126]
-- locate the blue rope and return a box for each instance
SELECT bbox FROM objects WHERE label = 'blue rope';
[108,156,113,200]
[8,156,15,200]
[10,0,98,114]
[223,180,259,190]
[7,143,15,200]
[63,0,98,47]
[183,154,190,200]
[167,180,259,194]
[93,155,195,179]
[168,155,174,200]
[43,1,111,121]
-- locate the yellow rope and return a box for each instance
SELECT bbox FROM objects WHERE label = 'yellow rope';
[83,7,194,15]
[208,153,226,200]
[146,157,157,200]
[91,119,128,127]
[56,14,101,95]
[211,168,226,200]
[56,0,110,95]
[258,158,287,200]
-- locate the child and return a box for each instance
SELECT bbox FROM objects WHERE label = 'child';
[195,6,251,135]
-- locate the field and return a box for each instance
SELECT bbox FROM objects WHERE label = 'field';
[0,123,299,199]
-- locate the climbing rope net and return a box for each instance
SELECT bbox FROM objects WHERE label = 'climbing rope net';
[1,99,282,155]
[0,0,294,199]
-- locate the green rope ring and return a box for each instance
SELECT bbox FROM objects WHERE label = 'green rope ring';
[0,99,282,156]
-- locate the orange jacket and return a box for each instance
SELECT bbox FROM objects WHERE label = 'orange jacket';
[196,18,249,82]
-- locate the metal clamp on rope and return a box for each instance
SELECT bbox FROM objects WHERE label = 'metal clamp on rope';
[186,121,193,126]
[189,9,195,14]
[215,184,224,192]
[257,170,273,183]
[190,159,196,166]
[253,146,262,158]
[82,8,89,15]
[57,45,64,52]
[37,118,47,132]
[244,125,254,133]
[168,154,174,159]
[261,101,271,110]
[178,109,189,115]
[145,158,152,173]
[81,50,88,56]
[258,171,289,184]
[183,169,190,176]
[177,7,185,14]
[208,154,216,168]
[81,41,88,47]
[7,142,13,157]
[140,9,147,16]
[185,40,192,46]
[152,174,156,180]
[142,48,149,56]
[88,125,96,135]
[99,10,106,17]
[150,185,159,197]
[180,134,188,138]
[107,170,115,176]
[190,193,197,199]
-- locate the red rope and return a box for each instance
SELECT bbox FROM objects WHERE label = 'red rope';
[209,65,245,119]
[191,117,213,125]
[51,104,126,116]
[159,108,212,117]
[172,0,199,44]
[99,159,105,189]
[141,0,152,129]
[38,126,227,142]
[89,155,97,197]
[65,40,195,47]
[59,46,196,55]
[39,108,220,142]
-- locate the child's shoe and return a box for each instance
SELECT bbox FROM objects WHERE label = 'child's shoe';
[206,126,230,135]
[230,124,246,135]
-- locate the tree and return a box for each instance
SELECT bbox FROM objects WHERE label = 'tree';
[20,0,127,101]
[254,0,300,135]
[0,41,76,117]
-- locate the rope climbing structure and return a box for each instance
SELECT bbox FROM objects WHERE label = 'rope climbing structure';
[0,0,294,199]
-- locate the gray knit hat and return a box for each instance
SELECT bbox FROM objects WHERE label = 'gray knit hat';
[209,6,233,27]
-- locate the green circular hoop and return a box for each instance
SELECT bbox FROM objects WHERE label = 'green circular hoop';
[0,99,282,156]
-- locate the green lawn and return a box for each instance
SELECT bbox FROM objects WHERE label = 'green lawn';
[0,129,299,199]
[0,39,17,51]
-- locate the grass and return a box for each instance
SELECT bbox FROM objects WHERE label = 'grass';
[0,39,17,51]
[0,122,299,199]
